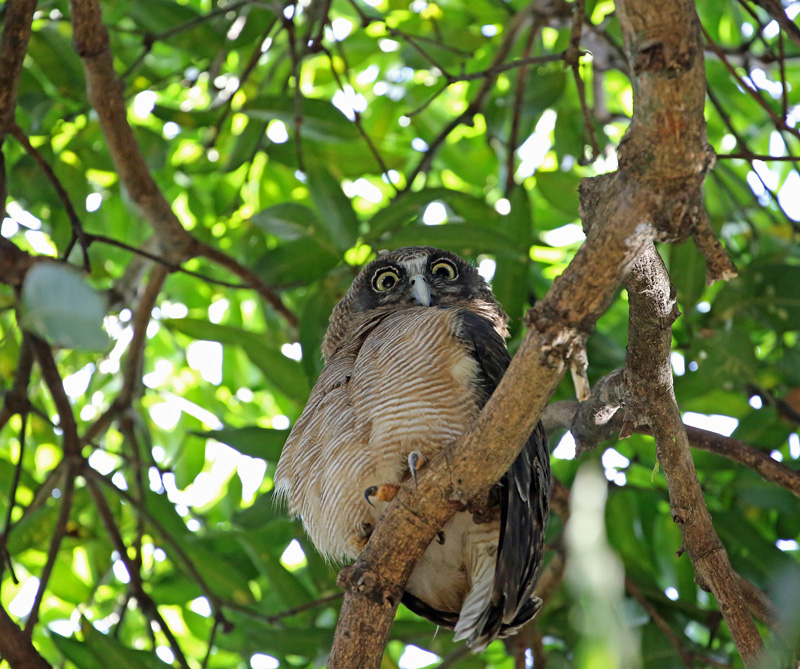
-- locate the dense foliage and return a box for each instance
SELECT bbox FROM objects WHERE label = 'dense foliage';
[1,0,799,667]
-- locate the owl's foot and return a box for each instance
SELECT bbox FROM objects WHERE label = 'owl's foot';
[408,451,427,486]
[363,484,401,506]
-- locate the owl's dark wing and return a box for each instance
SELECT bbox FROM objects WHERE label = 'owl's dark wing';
[454,309,550,645]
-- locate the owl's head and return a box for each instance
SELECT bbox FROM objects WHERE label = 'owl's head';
[322,246,508,358]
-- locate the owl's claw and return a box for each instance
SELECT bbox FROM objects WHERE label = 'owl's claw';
[363,484,401,506]
[408,451,427,486]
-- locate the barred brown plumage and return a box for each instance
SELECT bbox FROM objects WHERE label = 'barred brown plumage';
[274,246,551,651]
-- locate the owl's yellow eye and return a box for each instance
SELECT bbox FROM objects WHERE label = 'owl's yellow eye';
[431,259,458,280]
[372,267,400,292]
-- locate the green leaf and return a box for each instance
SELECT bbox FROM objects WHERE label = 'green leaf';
[192,425,288,461]
[380,223,522,258]
[713,264,800,332]
[251,203,325,241]
[254,236,341,285]
[669,240,706,311]
[243,95,360,143]
[535,170,582,218]
[53,626,174,669]
[164,319,310,403]
[367,188,503,238]
[240,534,315,607]
[20,264,109,350]
[307,167,360,251]
[174,440,206,489]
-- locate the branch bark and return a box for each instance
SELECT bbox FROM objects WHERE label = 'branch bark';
[68,0,196,263]
[0,0,37,137]
[329,0,716,664]
[0,605,51,669]
[622,245,763,666]
[570,390,800,501]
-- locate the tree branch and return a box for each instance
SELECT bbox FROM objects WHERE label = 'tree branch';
[194,242,298,329]
[68,0,196,263]
[329,0,716,662]
[0,0,37,137]
[750,0,800,49]
[569,387,800,501]
[622,245,763,665]
[9,123,91,270]
[0,605,51,669]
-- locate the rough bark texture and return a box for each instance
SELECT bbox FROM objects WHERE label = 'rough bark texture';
[328,0,718,665]
[623,245,763,666]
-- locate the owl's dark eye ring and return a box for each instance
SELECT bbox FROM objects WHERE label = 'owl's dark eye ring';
[372,267,401,292]
[431,258,458,280]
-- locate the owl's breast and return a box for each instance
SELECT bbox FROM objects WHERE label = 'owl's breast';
[276,306,487,561]
[351,307,483,452]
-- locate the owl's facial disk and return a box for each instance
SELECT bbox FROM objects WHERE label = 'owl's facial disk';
[322,246,508,358]
[368,254,465,309]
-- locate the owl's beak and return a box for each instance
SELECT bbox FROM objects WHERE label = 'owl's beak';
[409,274,432,306]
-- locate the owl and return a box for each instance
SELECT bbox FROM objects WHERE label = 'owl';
[275,246,550,651]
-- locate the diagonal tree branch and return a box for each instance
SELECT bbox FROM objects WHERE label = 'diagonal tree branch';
[329,0,716,663]
[0,605,51,669]
[9,123,91,270]
[67,0,298,326]
[750,0,800,49]
[68,0,196,263]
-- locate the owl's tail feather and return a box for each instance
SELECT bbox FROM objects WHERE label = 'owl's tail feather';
[452,554,495,646]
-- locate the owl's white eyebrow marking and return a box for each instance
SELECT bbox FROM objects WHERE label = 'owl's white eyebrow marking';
[402,255,427,275]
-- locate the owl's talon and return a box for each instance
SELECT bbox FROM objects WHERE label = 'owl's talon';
[363,486,378,507]
[436,530,445,545]
[408,451,427,486]
[363,484,401,506]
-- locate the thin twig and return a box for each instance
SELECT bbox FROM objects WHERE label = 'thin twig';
[88,468,223,611]
[87,476,192,669]
[10,123,91,270]
[195,241,298,328]
[325,44,396,190]
[717,152,800,161]
[84,264,168,445]
[0,410,26,585]
[24,464,76,635]
[567,0,600,165]
[404,6,547,189]
[285,10,305,173]
[205,20,279,148]
[120,0,268,79]
[506,21,542,194]
[701,22,800,143]
[749,0,800,49]
[626,577,694,667]
[87,233,251,289]
[222,592,342,624]
[201,614,223,669]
